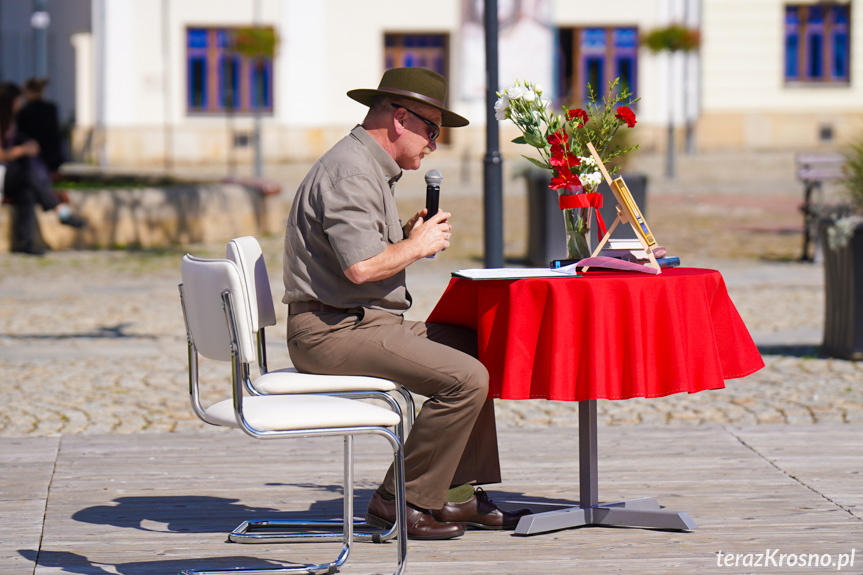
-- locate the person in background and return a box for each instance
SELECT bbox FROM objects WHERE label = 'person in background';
[16,77,64,179]
[0,81,85,256]
[282,68,528,540]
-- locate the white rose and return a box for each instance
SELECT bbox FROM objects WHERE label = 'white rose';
[506,86,527,100]
[523,90,536,102]
[533,83,544,95]
[494,96,510,121]
[581,171,603,187]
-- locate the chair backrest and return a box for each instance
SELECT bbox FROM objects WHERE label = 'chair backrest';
[180,254,257,364]
[226,236,277,332]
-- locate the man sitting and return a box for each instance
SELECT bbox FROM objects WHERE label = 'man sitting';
[282,67,526,539]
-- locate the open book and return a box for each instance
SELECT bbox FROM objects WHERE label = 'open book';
[572,257,660,274]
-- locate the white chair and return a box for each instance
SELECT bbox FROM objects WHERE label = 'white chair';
[222,237,411,544]
[225,236,416,433]
[178,254,407,575]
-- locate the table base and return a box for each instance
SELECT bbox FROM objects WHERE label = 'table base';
[515,497,697,534]
[514,400,698,535]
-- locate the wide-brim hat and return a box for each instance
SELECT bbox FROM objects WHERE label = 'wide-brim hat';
[347,67,469,128]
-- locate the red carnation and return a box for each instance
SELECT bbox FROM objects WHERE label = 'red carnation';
[547,129,568,146]
[615,106,637,128]
[549,141,565,162]
[567,108,589,127]
[550,150,581,170]
[549,169,582,191]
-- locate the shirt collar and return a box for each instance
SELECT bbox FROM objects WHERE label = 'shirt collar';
[350,125,403,186]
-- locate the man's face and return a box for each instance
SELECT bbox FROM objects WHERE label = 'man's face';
[393,103,442,171]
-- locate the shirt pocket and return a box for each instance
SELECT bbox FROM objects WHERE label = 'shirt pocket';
[385,220,404,244]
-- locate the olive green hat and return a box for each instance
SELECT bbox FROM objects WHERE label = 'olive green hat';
[347,67,469,128]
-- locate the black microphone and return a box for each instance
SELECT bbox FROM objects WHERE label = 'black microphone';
[425,169,442,219]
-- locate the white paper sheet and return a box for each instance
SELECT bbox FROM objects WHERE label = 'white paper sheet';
[452,267,579,280]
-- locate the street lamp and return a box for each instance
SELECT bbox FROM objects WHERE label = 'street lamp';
[31,0,50,78]
[484,0,504,269]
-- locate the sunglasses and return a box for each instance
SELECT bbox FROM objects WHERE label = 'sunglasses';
[392,104,441,142]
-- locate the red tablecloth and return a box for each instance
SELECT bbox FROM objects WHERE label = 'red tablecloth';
[427,268,764,402]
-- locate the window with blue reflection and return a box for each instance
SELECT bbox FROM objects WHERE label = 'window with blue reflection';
[188,58,207,110]
[784,4,850,84]
[185,27,275,114]
[833,33,848,78]
[583,28,606,51]
[586,57,603,97]
[219,55,240,110]
[251,60,271,109]
[188,28,208,49]
[383,33,448,76]
[572,27,637,106]
[830,5,850,79]
[617,57,633,96]
[807,34,823,78]
[785,7,800,78]
[613,28,638,101]
[614,28,637,50]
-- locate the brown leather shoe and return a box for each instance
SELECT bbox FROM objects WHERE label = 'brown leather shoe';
[431,487,531,530]
[365,491,465,540]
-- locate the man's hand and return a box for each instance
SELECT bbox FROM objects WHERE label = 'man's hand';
[402,209,424,237]
[10,140,39,160]
[407,209,451,255]
[344,209,453,284]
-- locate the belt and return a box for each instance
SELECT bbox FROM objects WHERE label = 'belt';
[288,300,347,315]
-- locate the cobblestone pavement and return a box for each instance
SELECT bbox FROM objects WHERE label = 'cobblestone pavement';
[1,151,861,436]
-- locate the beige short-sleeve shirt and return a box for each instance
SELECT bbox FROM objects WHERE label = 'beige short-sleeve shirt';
[282,125,412,313]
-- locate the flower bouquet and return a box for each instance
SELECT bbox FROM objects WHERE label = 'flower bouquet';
[496,78,639,260]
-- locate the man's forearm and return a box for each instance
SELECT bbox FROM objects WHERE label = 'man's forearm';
[344,239,424,284]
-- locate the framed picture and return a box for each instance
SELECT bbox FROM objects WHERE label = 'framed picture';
[585,142,661,271]
[612,176,656,248]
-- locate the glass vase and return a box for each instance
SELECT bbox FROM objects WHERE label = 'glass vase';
[559,185,593,261]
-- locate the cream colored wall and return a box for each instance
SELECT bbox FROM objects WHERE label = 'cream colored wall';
[305,0,463,128]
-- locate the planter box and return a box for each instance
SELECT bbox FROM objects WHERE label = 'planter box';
[819,219,863,360]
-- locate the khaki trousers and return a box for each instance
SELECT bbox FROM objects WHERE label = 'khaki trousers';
[287,307,502,510]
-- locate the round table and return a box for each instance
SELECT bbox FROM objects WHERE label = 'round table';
[427,267,764,534]
[428,267,764,401]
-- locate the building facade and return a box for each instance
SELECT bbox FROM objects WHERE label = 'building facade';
[0,0,859,168]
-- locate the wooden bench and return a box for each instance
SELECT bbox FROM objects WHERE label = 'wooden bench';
[796,152,846,261]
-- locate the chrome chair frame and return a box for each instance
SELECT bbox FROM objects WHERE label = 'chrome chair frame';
[178,255,407,575]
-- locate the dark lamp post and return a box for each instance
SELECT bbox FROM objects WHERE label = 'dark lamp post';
[31,0,50,78]
[483,0,504,268]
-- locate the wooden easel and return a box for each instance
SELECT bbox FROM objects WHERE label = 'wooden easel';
[583,142,661,272]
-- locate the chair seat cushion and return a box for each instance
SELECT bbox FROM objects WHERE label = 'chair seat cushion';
[253,368,400,394]
[204,394,401,431]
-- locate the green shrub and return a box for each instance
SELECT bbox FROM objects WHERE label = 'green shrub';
[844,135,863,214]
